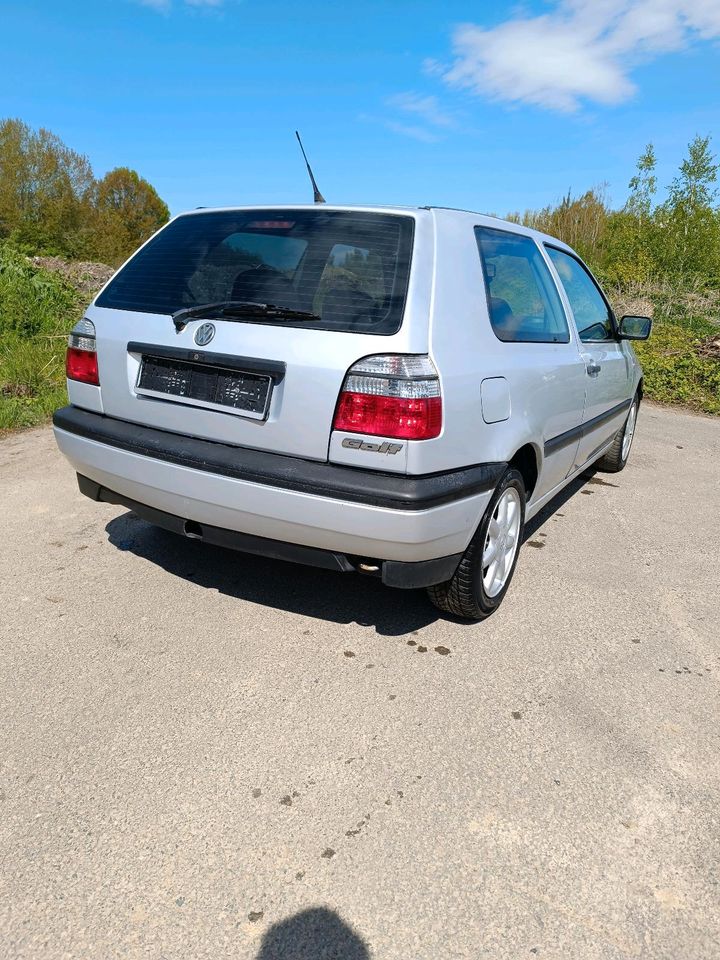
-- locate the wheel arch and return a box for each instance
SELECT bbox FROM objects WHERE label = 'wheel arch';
[508,442,540,500]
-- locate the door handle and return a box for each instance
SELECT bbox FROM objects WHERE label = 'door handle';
[586,362,601,377]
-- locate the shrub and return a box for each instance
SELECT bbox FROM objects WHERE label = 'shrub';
[634,323,720,416]
[0,243,80,336]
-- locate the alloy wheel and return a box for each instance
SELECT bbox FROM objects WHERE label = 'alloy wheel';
[622,402,637,462]
[482,487,522,599]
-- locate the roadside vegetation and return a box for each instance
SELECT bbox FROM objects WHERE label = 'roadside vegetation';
[0,120,719,430]
[0,117,165,430]
[506,135,720,415]
[0,246,105,429]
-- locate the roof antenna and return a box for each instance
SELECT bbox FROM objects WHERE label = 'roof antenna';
[295,130,325,203]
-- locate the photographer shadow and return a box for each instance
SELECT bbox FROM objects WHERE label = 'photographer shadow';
[255,907,369,960]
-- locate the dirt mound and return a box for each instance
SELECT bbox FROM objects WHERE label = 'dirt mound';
[697,335,720,359]
[30,256,114,297]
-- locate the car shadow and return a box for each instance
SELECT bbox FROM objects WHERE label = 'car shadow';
[254,906,369,960]
[105,511,442,636]
[104,468,602,634]
[522,467,601,542]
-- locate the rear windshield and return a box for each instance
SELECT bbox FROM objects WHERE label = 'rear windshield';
[96,209,415,335]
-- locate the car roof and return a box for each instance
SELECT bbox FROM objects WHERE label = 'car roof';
[174,203,574,253]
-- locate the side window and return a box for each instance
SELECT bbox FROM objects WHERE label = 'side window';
[475,228,570,343]
[546,247,614,342]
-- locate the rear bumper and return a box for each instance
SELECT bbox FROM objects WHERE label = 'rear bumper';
[53,405,501,572]
[77,474,463,588]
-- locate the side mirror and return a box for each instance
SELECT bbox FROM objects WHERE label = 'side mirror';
[618,315,652,340]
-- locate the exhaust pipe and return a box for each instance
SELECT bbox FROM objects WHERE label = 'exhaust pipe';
[183,520,204,540]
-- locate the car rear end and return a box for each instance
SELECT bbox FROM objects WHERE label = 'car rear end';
[53,205,498,587]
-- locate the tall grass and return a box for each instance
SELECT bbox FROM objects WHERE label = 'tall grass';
[0,244,82,430]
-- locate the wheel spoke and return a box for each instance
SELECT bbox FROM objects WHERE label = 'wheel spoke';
[483,538,499,566]
[500,544,511,580]
[486,555,500,591]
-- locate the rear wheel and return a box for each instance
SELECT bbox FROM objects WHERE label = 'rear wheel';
[427,468,526,621]
[597,394,639,473]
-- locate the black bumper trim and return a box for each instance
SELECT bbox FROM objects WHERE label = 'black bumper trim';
[77,474,463,588]
[54,406,506,511]
[381,553,463,589]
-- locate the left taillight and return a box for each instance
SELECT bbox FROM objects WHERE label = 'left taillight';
[333,354,442,440]
[66,318,99,385]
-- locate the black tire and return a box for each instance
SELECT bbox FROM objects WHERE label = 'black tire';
[597,393,640,473]
[427,467,526,622]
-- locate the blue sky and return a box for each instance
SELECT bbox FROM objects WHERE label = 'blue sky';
[2,0,719,216]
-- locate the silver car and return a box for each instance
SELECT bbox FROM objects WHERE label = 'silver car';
[53,205,651,621]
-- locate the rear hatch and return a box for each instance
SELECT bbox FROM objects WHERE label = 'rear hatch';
[87,208,421,462]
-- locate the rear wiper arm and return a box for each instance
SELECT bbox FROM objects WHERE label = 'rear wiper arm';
[172,300,320,332]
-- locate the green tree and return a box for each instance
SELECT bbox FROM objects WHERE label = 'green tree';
[89,167,169,266]
[0,118,94,256]
[626,143,657,221]
[657,135,720,279]
[0,119,169,265]
[604,144,659,284]
[522,187,609,268]
[669,135,718,208]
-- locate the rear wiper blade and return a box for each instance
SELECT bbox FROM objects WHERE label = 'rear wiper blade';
[172,300,320,332]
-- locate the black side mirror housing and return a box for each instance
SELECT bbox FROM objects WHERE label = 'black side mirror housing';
[618,315,652,340]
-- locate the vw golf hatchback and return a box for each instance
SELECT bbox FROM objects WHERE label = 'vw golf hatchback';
[53,205,651,621]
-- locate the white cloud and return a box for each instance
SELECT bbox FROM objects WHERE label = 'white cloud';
[440,0,720,112]
[386,92,454,128]
[380,91,456,142]
[384,120,441,143]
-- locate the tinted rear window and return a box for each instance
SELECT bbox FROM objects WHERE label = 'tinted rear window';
[96,209,415,335]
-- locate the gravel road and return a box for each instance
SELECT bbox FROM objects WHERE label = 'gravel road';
[1,402,719,960]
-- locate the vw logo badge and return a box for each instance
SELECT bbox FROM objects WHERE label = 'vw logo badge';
[194,322,215,347]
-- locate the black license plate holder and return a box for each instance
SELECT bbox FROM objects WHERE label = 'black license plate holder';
[136,355,272,420]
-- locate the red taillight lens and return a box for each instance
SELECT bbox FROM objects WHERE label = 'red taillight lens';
[334,392,442,440]
[332,355,442,441]
[66,319,99,385]
[66,346,99,385]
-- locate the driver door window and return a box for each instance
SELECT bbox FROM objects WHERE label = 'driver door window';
[545,247,614,342]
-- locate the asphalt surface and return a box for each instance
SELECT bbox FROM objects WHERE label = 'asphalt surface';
[1,402,719,960]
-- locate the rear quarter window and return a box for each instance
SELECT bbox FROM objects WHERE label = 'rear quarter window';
[475,227,570,344]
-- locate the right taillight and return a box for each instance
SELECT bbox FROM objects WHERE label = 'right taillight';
[66,318,99,385]
[333,355,442,441]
